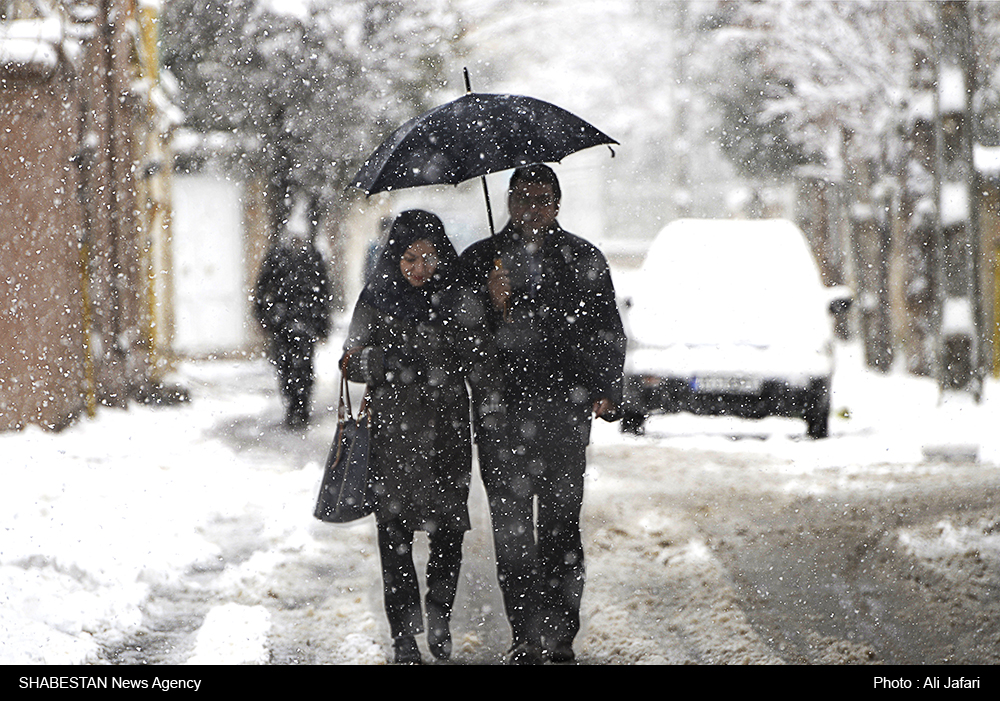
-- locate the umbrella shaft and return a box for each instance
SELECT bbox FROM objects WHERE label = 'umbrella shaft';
[481,176,496,236]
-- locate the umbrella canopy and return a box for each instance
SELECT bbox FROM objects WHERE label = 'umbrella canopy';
[351,92,618,197]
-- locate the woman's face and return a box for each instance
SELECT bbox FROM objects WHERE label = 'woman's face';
[399,239,439,287]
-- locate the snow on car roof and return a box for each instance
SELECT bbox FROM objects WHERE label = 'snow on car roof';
[643,219,819,279]
[629,218,829,348]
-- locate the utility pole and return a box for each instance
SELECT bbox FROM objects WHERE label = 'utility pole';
[934,0,982,400]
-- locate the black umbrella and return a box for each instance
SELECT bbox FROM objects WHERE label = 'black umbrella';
[351,70,618,235]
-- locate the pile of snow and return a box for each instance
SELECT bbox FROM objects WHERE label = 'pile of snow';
[184,604,270,665]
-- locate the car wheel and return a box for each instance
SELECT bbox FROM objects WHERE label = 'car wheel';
[620,411,646,435]
[804,379,830,439]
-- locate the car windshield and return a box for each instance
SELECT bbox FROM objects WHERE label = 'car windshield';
[629,220,829,348]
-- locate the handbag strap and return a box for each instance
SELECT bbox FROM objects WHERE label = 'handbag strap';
[338,372,351,422]
[339,346,371,424]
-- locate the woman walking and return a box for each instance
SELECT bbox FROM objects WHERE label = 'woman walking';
[341,210,506,664]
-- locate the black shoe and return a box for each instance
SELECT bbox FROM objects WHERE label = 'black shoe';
[426,604,452,660]
[545,640,575,663]
[507,640,543,665]
[393,635,422,665]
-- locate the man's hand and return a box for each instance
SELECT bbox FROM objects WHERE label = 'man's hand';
[592,398,617,419]
[488,259,511,316]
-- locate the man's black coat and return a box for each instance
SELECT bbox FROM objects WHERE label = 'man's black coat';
[459,223,626,409]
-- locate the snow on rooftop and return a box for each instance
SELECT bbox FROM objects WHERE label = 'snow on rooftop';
[0,36,58,74]
[0,19,60,74]
[0,17,92,73]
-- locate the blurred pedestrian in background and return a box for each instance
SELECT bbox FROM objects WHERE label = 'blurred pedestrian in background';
[254,198,332,428]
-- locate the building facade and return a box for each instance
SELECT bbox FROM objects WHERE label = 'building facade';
[1,1,174,430]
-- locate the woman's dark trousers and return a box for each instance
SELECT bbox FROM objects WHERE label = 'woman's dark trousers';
[376,519,464,639]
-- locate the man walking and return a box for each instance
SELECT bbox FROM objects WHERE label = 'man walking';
[460,164,626,663]
[254,199,332,428]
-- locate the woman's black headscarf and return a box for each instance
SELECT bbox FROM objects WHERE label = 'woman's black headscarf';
[360,210,460,323]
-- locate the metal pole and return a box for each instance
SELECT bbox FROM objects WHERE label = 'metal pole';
[464,67,496,236]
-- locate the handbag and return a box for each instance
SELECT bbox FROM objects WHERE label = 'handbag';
[313,362,373,523]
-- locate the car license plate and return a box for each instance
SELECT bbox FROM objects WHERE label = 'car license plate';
[692,376,762,394]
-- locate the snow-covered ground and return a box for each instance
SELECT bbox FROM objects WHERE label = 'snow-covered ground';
[2,338,999,666]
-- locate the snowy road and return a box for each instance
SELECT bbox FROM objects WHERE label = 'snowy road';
[4,341,1000,667]
[582,438,1000,665]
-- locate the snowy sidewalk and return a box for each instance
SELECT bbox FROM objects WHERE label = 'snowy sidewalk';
[0,344,377,665]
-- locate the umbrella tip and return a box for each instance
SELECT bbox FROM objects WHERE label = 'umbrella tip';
[463,67,472,94]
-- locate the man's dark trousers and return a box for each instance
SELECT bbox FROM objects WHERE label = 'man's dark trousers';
[508,391,591,649]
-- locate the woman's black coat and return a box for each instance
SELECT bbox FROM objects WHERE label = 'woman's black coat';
[342,213,505,532]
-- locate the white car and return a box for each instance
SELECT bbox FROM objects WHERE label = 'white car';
[619,218,851,438]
